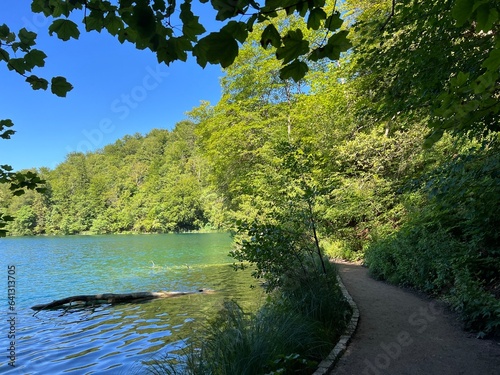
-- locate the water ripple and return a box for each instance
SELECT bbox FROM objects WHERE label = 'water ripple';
[0,234,263,374]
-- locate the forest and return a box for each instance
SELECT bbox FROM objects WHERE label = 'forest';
[1,0,499,341]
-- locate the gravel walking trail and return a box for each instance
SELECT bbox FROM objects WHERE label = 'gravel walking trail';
[333,262,500,375]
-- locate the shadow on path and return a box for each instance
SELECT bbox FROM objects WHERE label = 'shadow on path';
[333,262,500,375]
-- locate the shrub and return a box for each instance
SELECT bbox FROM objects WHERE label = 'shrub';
[149,258,351,375]
[366,144,500,335]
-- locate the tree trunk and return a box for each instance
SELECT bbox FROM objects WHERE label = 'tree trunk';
[31,289,213,311]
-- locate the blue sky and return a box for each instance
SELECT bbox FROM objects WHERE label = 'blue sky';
[0,1,224,171]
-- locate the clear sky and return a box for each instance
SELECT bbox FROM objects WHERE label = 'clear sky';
[0,1,224,171]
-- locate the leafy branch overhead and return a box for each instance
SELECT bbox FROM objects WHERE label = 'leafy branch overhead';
[0,24,73,97]
[27,0,349,82]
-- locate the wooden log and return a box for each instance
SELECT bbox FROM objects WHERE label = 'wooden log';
[31,289,214,311]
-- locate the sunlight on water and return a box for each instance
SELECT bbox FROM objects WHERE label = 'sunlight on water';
[0,234,264,374]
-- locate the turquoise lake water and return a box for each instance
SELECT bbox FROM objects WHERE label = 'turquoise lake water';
[0,233,264,374]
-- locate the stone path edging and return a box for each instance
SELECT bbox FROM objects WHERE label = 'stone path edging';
[313,271,360,375]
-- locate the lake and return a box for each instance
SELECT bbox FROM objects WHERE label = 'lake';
[0,233,264,374]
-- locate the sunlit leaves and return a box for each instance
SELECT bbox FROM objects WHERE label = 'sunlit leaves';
[49,19,80,41]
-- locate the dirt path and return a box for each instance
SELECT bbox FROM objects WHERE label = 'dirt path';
[333,262,500,375]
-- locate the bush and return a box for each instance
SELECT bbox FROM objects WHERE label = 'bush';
[366,144,500,335]
[149,259,351,375]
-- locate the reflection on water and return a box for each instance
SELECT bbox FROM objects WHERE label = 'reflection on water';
[0,234,264,374]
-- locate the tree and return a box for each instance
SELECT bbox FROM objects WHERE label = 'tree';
[346,0,499,145]
[0,0,351,235]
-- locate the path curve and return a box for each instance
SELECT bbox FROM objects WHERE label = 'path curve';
[332,262,500,375]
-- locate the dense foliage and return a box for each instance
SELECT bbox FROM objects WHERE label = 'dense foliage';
[366,140,500,335]
[1,0,499,338]
[0,122,218,234]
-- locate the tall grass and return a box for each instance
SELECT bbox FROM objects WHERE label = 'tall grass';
[148,259,351,375]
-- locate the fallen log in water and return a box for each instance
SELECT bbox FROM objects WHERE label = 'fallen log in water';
[31,289,214,311]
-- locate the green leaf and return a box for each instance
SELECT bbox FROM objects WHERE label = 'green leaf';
[85,10,105,32]
[8,58,26,74]
[180,1,206,41]
[49,19,80,41]
[246,13,258,31]
[156,37,190,64]
[0,48,9,62]
[26,75,49,91]
[454,71,470,87]
[260,24,281,49]
[261,0,297,13]
[0,119,14,129]
[104,12,124,35]
[118,27,138,44]
[424,128,444,148]
[476,6,498,32]
[279,60,309,82]
[276,29,309,64]
[0,130,15,139]
[153,0,166,12]
[18,28,37,49]
[24,49,47,70]
[51,76,73,97]
[0,24,10,38]
[31,0,53,16]
[211,0,247,21]
[452,0,474,26]
[325,11,343,31]
[482,48,500,71]
[327,30,351,53]
[222,21,248,44]
[51,1,71,17]
[310,30,351,62]
[131,4,156,39]
[307,8,327,30]
[193,31,238,68]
